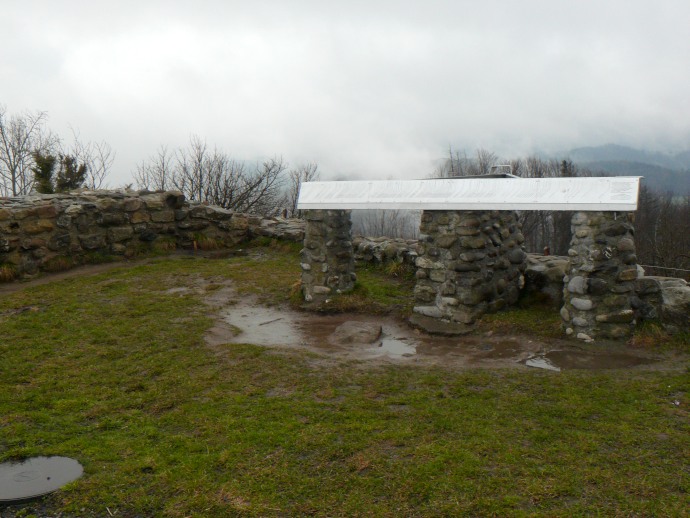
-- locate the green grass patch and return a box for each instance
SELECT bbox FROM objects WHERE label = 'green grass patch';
[314,263,416,316]
[477,305,564,339]
[1,245,688,516]
[631,320,690,353]
[246,236,303,256]
[82,250,118,265]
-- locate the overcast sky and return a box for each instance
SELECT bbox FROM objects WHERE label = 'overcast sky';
[3,0,689,185]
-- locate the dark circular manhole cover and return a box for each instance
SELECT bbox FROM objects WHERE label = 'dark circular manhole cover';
[0,456,83,503]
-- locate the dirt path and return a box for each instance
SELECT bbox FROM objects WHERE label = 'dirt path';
[0,262,145,295]
[0,250,225,295]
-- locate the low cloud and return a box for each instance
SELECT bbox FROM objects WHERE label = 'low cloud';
[3,0,689,184]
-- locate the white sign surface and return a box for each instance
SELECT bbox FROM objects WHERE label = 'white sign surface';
[297,177,641,211]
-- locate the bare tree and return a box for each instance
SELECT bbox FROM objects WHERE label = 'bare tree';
[509,157,524,177]
[0,106,56,196]
[135,135,288,216]
[436,148,600,254]
[515,156,593,254]
[242,158,286,215]
[1,107,114,196]
[436,147,475,177]
[286,162,319,217]
[352,209,420,239]
[134,145,174,191]
[436,146,501,178]
[438,146,465,177]
[635,187,690,279]
[67,128,115,190]
[476,148,499,175]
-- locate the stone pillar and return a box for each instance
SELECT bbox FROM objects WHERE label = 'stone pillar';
[410,210,526,334]
[561,211,637,341]
[301,210,355,303]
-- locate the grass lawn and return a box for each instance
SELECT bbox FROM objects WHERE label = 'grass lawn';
[1,241,688,517]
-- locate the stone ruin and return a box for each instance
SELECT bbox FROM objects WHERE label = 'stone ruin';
[300,208,689,340]
[300,209,356,302]
[1,188,687,341]
[561,211,638,340]
[0,190,304,278]
[410,210,526,334]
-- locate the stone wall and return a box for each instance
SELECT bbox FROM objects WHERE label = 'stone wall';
[3,192,686,337]
[300,210,356,303]
[410,210,526,334]
[352,234,689,335]
[0,190,304,279]
[352,236,418,265]
[634,276,690,333]
[523,254,570,307]
[561,211,638,340]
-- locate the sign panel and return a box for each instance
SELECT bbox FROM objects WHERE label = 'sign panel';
[297,177,641,211]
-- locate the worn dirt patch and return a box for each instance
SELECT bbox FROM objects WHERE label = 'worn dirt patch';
[0,262,138,295]
[206,293,681,372]
[0,250,237,296]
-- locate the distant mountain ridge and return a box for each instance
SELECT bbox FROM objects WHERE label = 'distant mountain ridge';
[568,144,690,170]
[563,144,690,194]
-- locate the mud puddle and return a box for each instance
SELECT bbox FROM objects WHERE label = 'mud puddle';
[523,350,656,371]
[222,305,304,349]
[218,304,419,360]
[212,299,667,371]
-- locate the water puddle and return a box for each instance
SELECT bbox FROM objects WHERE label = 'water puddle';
[472,340,523,359]
[524,355,561,372]
[225,305,302,347]
[221,304,420,359]
[0,456,83,503]
[213,300,665,371]
[368,336,417,358]
[524,350,656,371]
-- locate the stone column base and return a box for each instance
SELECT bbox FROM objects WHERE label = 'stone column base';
[561,211,637,341]
[301,210,355,303]
[412,210,526,334]
[408,313,474,335]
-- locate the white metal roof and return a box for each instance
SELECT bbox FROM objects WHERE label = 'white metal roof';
[296,177,641,211]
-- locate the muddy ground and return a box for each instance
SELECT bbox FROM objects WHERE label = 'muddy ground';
[2,259,686,374]
[203,283,682,373]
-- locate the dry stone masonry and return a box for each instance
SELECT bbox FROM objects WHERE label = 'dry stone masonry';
[352,235,418,266]
[561,211,638,340]
[295,176,678,340]
[348,230,688,336]
[3,190,687,339]
[410,210,526,334]
[633,276,690,333]
[523,254,570,307]
[0,190,304,279]
[300,209,356,303]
